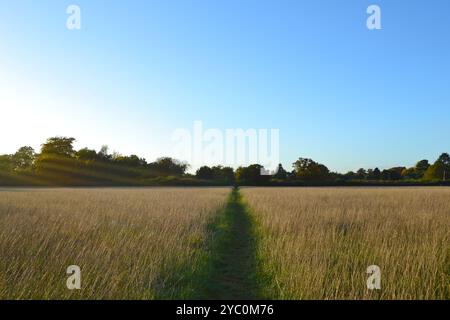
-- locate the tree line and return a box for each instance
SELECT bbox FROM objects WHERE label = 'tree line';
[0,137,448,186]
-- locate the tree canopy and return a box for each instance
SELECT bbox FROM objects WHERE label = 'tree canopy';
[293,158,330,181]
[0,136,448,186]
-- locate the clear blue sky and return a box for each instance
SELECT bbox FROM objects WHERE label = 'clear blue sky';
[1,0,449,173]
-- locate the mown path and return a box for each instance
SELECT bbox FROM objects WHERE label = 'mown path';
[196,187,263,299]
[154,187,266,299]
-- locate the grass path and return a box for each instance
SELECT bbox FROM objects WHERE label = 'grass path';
[194,187,264,299]
[153,187,267,299]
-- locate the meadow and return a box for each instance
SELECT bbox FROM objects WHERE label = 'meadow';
[242,187,450,299]
[0,187,448,300]
[0,187,230,299]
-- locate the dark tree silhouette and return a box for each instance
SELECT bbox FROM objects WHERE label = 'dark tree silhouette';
[293,158,330,181]
[0,136,448,186]
[273,163,288,179]
[196,166,215,180]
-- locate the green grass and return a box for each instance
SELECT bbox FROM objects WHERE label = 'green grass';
[182,187,269,300]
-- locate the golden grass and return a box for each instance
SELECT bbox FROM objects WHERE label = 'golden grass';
[242,187,450,300]
[0,187,229,299]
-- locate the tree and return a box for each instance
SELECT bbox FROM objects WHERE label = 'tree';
[397,160,430,180]
[366,168,381,180]
[356,168,367,180]
[401,167,417,180]
[384,167,405,180]
[0,155,14,185]
[12,146,36,170]
[372,168,381,180]
[273,163,288,179]
[149,157,188,176]
[40,137,76,158]
[415,160,430,174]
[214,166,235,183]
[76,148,98,162]
[35,137,78,185]
[114,155,146,168]
[437,153,450,167]
[0,155,13,172]
[423,163,445,181]
[98,145,112,162]
[235,164,267,185]
[293,158,330,181]
[195,165,235,183]
[437,153,450,181]
[423,153,449,181]
[196,166,215,180]
[343,171,357,181]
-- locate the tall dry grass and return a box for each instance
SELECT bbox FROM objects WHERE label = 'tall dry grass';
[0,187,229,299]
[242,187,450,299]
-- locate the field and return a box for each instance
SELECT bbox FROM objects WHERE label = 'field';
[0,187,230,299]
[242,187,450,299]
[0,187,449,300]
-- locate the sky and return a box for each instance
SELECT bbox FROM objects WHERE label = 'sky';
[0,0,449,173]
